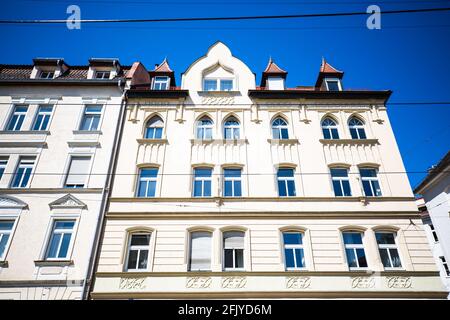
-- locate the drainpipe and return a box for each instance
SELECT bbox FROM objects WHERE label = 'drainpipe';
[81,78,128,299]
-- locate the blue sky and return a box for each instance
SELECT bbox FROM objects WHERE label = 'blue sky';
[0,0,449,191]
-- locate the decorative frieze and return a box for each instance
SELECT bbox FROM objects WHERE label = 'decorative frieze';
[119,277,147,290]
[351,277,375,289]
[387,276,412,289]
[186,277,212,289]
[285,277,311,289]
[221,277,247,289]
[201,96,235,105]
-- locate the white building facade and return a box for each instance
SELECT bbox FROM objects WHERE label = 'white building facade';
[0,58,129,299]
[91,42,446,299]
[415,152,450,298]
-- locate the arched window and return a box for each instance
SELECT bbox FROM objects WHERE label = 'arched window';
[282,231,305,270]
[189,231,212,271]
[375,231,402,269]
[342,231,368,270]
[348,117,367,139]
[196,116,213,140]
[272,117,289,139]
[136,167,158,197]
[223,117,240,139]
[277,168,296,197]
[321,117,339,139]
[145,116,163,139]
[125,232,151,271]
[223,231,245,270]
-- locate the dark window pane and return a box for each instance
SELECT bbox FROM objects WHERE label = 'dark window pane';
[287,180,296,196]
[360,169,377,178]
[372,180,382,196]
[127,250,138,269]
[224,169,241,177]
[131,234,150,246]
[323,128,331,139]
[203,180,211,196]
[46,233,61,258]
[234,181,242,196]
[362,180,373,197]
[343,233,363,245]
[326,80,340,91]
[224,249,234,268]
[283,233,302,245]
[195,168,212,177]
[278,180,287,197]
[375,233,395,244]
[379,248,391,268]
[342,180,352,196]
[356,249,368,267]
[235,249,244,268]
[330,168,348,177]
[55,221,75,229]
[224,181,232,197]
[358,128,367,139]
[346,249,357,268]
[278,169,294,177]
[331,128,339,139]
[140,168,158,178]
[138,181,147,197]
[284,249,295,268]
[350,128,358,139]
[193,181,202,197]
[58,233,72,258]
[138,250,149,269]
[281,128,289,139]
[294,249,305,268]
[147,181,156,197]
[389,249,402,268]
[332,180,343,197]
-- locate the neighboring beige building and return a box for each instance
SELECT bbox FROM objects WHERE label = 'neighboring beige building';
[91,42,446,299]
[0,58,129,299]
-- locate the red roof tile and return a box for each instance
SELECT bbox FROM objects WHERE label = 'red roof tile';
[153,58,173,72]
[319,58,343,74]
[263,58,287,74]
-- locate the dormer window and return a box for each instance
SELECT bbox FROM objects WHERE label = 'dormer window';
[325,79,342,91]
[267,77,285,90]
[39,71,55,79]
[95,71,111,79]
[203,78,233,91]
[152,76,170,90]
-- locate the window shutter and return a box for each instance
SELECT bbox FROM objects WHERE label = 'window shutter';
[190,232,212,271]
[66,157,91,185]
[224,231,244,248]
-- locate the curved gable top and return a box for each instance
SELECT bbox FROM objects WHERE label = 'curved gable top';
[181,41,256,92]
[0,195,28,209]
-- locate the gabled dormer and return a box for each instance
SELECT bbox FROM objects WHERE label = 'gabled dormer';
[88,58,121,80]
[31,58,69,79]
[260,58,287,90]
[315,58,344,91]
[149,58,176,90]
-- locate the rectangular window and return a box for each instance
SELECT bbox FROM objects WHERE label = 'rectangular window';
[343,232,368,269]
[95,71,111,79]
[375,232,402,269]
[220,79,233,91]
[360,168,382,197]
[79,105,102,131]
[126,233,151,271]
[277,168,296,197]
[331,168,352,196]
[11,157,35,188]
[193,168,212,197]
[137,168,158,197]
[440,256,450,276]
[223,231,244,270]
[0,157,8,181]
[40,71,54,79]
[223,168,242,197]
[189,231,212,271]
[45,220,75,260]
[0,220,15,260]
[326,79,340,91]
[152,76,169,90]
[283,232,305,269]
[430,224,439,243]
[32,105,53,131]
[203,79,217,91]
[6,105,28,131]
[64,156,91,188]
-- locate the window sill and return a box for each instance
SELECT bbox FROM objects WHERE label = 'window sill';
[0,131,49,147]
[319,138,378,145]
[137,138,168,145]
[72,130,102,135]
[0,261,8,268]
[34,260,74,267]
[190,138,248,145]
[0,130,50,135]
[267,138,299,145]
[198,91,240,95]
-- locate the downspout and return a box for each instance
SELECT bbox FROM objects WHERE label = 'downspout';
[81,78,128,299]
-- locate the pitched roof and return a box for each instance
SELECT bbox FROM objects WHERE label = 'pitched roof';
[153,58,173,72]
[319,58,343,74]
[315,58,344,88]
[414,151,450,194]
[263,58,287,74]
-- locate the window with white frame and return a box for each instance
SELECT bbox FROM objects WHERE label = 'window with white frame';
[321,117,339,139]
[330,168,352,196]
[223,117,240,140]
[348,117,367,139]
[196,116,213,140]
[79,105,102,131]
[223,231,244,270]
[11,157,35,188]
[375,232,402,269]
[277,168,296,197]
[95,71,111,79]
[223,168,242,197]
[0,157,8,181]
[152,76,170,90]
[342,232,368,269]
[440,256,450,276]
[45,220,76,260]
[189,231,212,271]
[272,117,289,139]
[39,70,55,79]
[325,79,341,91]
[360,168,382,197]
[282,232,305,270]
[145,116,164,139]
[193,168,212,197]
[137,168,158,197]
[32,105,53,131]
[0,220,15,260]
[64,156,91,188]
[203,78,233,91]
[6,105,28,131]
[429,224,439,243]
[125,233,151,271]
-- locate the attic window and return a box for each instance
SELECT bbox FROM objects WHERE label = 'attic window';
[325,79,341,91]
[95,71,111,79]
[152,76,170,90]
[267,77,285,90]
[39,71,55,79]
[203,78,234,91]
